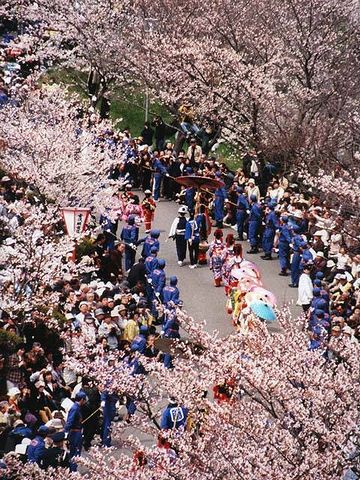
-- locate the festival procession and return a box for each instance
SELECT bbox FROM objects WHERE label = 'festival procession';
[0,3,360,480]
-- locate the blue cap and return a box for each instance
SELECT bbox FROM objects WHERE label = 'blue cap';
[170,276,177,285]
[314,279,322,287]
[292,225,300,233]
[236,187,243,193]
[139,325,148,334]
[128,215,135,225]
[250,194,257,202]
[315,309,324,317]
[315,272,324,279]
[38,425,49,435]
[316,299,327,309]
[215,171,222,178]
[150,246,158,254]
[281,215,288,223]
[51,431,66,442]
[150,229,160,238]
[158,259,166,268]
[75,391,87,401]
[313,288,321,296]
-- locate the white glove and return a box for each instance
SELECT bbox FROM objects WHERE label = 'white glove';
[101,401,105,408]
[165,173,170,177]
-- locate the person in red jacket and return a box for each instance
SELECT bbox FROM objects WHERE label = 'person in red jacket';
[141,190,156,233]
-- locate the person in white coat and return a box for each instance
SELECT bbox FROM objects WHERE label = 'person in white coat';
[297,265,314,312]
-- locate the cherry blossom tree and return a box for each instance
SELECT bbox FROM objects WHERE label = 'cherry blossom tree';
[12,0,139,105]
[5,309,359,479]
[132,0,360,168]
[0,84,120,207]
[0,202,74,313]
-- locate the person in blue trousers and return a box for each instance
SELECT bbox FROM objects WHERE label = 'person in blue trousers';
[120,215,139,272]
[289,233,303,287]
[150,258,166,301]
[261,202,279,260]
[64,391,87,472]
[141,229,160,258]
[100,390,118,447]
[278,215,292,276]
[247,195,262,254]
[162,276,180,306]
[213,183,227,228]
[152,156,168,201]
[144,246,159,275]
[235,187,249,241]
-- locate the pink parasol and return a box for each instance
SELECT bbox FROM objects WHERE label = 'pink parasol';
[240,260,261,279]
[249,286,277,306]
[236,275,263,292]
[231,267,258,280]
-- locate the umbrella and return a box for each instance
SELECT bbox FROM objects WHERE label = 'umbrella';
[231,268,258,281]
[235,266,259,280]
[175,175,224,191]
[240,260,261,278]
[236,275,263,292]
[248,301,276,321]
[245,291,276,308]
[249,286,277,306]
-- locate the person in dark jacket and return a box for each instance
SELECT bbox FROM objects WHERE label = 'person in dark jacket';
[140,121,154,146]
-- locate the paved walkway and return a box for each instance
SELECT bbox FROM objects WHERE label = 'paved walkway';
[138,198,299,336]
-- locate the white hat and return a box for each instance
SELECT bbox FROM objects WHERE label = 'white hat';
[7,387,21,397]
[316,251,325,258]
[335,273,346,280]
[110,308,119,317]
[293,210,303,219]
[79,301,88,307]
[248,178,255,184]
[65,313,74,320]
[144,189,152,194]
[178,206,188,214]
[313,231,323,237]
[4,237,16,246]
[326,260,335,268]
[343,325,354,335]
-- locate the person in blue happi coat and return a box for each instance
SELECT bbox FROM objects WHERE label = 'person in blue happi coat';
[160,397,188,430]
[152,156,169,201]
[120,215,139,272]
[27,425,49,464]
[144,246,159,275]
[162,276,180,306]
[130,325,149,355]
[213,179,227,228]
[161,308,181,368]
[261,202,279,260]
[278,215,292,276]
[235,187,249,241]
[100,390,118,447]
[289,232,304,287]
[185,213,200,268]
[184,186,196,215]
[141,229,160,258]
[64,391,87,471]
[247,195,262,254]
[150,258,166,301]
